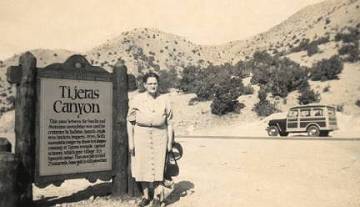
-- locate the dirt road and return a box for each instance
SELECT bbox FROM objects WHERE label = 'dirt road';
[172,137,360,207]
[34,137,360,207]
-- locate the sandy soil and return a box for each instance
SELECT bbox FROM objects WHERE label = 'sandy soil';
[32,137,360,207]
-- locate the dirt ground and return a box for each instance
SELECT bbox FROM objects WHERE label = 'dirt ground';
[33,137,360,207]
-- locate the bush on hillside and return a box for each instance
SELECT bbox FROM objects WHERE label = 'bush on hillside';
[310,55,343,81]
[336,104,344,112]
[158,68,179,93]
[335,27,360,43]
[355,99,360,108]
[307,42,319,56]
[178,65,205,94]
[335,27,360,62]
[253,88,278,117]
[128,74,138,91]
[323,85,330,92]
[210,77,245,115]
[338,43,360,62]
[250,51,308,98]
[297,81,320,105]
[242,84,255,95]
[179,63,250,101]
[290,36,329,54]
[298,88,320,105]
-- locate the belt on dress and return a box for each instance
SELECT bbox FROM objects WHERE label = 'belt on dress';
[136,123,166,129]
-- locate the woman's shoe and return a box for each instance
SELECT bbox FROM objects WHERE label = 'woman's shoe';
[138,198,151,207]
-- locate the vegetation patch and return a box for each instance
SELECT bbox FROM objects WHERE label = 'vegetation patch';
[310,55,343,81]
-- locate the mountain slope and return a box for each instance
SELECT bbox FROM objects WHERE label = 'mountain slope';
[0,0,359,118]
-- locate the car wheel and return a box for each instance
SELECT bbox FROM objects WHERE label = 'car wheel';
[268,126,279,136]
[307,125,320,137]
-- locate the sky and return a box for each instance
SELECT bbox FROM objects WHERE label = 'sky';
[0,0,324,60]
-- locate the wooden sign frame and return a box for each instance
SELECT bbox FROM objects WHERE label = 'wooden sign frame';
[34,55,115,187]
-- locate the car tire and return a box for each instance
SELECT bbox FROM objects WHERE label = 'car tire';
[279,132,289,137]
[319,131,329,137]
[268,126,279,136]
[307,125,320,137]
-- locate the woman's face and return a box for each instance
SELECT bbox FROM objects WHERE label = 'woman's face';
[144,77,158,95]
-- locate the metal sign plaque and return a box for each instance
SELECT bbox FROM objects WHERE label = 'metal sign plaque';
[38,78,113,176]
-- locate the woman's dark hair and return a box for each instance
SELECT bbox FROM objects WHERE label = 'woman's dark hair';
[142,72,159,83]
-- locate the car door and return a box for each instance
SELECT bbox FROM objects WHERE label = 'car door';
[287,109,299,132]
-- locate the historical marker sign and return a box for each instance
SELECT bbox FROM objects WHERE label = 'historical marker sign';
[39,78,112,176]
[35,55,115,185]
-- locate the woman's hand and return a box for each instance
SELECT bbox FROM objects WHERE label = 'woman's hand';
[167,144,172,152]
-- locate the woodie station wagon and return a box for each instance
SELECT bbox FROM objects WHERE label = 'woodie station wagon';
[267,105,338,137]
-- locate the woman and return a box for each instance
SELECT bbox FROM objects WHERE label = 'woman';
[127,72,174,207]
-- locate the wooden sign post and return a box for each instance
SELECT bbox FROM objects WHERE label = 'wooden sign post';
[7,52,37,206]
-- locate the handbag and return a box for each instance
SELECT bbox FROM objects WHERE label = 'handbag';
[164,151,180,177]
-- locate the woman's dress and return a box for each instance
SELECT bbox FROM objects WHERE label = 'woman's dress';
[127,92,172,182]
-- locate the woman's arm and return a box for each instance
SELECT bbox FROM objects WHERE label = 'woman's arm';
[127,121,135,155]
[167,123,174,152]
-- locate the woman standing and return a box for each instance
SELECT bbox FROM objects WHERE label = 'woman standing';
[127,72,174,207]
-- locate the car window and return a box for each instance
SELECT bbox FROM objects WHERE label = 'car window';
[327,107,335,116]
[300,109,311,117]
[288,110,298,118]
[312,108,323,116]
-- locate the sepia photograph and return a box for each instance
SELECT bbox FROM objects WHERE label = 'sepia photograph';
[0,0,359,206]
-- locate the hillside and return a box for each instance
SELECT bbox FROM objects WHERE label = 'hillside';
[223,0,360,63]
[0,0,359,126]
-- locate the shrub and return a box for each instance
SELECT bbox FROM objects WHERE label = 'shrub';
[290,36,329,54]
[307,42,319,56]
[253,88,278,117]
[210,77,244,115]
[335,27,359,62]
[338,43,359,62]
[180,63,247,101]
[336,104,344,112]
[179,65,207,96]
[325,18,331,24]
[242,84,254,95]
[323,85,330,92]
[311,55,343,81]
[250,51,308,97]
[158,68,180,93]
[127,74,137,91]
[298,81,320,105]
[335,27,360,43]
[355,99,360,107]
[298,88,320,105]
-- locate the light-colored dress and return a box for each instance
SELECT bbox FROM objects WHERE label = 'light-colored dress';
[127,92,172,182]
